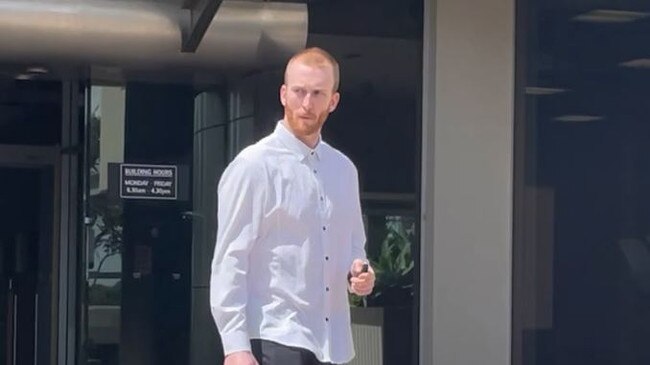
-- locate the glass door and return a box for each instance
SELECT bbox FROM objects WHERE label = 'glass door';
[0,163,56,365]
[80,83,194,365]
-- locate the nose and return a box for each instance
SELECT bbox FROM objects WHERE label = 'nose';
[301,93,313,110]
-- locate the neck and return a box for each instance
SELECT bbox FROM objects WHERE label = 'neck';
[299,134,320,149]
[282,120,320,149]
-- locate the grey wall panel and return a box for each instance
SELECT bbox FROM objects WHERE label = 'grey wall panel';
[228,117,255,161]
[191,73,276,364]
[191,93,228,365]
[195,92,228,130]
[192,93,227,288]
[421,0,515,363]
[229,77,256,122]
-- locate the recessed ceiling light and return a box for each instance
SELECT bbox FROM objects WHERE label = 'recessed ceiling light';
[619,58,650,69]
[572,9,649,23]
[15,74,34,80]
[525,86,567,95]
[26,66,48,74]
[554,115,605,122]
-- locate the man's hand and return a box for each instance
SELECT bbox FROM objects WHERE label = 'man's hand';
[224,351,259,365]
[349,259,375,296]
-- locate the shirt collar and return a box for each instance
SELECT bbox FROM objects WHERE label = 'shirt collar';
[275,120,322,160]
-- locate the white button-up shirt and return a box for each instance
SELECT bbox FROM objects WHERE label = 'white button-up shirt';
[210,121,367,364]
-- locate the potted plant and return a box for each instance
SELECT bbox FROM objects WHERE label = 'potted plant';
[349,215,415,365]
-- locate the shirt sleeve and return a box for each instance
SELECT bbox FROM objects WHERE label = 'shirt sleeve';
[210,157,267,356]
[349,165,367,266]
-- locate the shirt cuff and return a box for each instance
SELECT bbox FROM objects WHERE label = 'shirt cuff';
[221,330,251,356]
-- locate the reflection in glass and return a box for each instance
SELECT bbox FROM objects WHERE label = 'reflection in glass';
[514,1,650,364]
[82,82,194,365]
[362,215,415,307]
[85,86,125,365]
[350,195,416,365]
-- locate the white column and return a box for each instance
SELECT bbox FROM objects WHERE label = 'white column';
[420,0,515,363]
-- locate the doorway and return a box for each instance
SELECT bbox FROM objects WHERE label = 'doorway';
[0,145,60,365]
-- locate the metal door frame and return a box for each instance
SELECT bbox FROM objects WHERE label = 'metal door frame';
[58,80,83,365]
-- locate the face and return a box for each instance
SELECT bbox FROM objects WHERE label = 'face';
[280,60,340,140]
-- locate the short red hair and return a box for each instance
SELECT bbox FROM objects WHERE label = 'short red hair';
[284,47,340,91]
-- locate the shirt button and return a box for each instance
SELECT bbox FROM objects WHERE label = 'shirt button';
[322,226,326,231]
[325,256,329,261]
[313,169,317,174]
[326,287,330,292]
[310,151,315,155]
[325,317,329,322]
[320,196,324,201]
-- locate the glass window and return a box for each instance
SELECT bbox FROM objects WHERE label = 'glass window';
[311,2,423,364]
[307,2,423,364]
[351,196,418,365]
[82,83,194,365]
[84,85,125,365]
[513,1,650,364]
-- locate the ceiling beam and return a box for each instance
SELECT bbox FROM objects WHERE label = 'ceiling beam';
[181,0,223,53]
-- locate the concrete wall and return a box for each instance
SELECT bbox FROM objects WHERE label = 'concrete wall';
[420,0,515,363]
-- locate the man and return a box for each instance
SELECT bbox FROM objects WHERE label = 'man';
[210,47,375,365]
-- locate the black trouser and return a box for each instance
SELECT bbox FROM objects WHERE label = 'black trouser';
[250,339,338,365]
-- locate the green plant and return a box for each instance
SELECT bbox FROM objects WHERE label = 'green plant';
[88,189,123,287]
[88,281,122,305]
[351,215,415,307]
[87,110,124,287]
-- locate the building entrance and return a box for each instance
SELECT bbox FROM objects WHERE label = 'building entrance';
[0,146,59,365]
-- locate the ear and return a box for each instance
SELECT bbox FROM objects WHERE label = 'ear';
[328,92,340,113]
[280,84,288,107]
